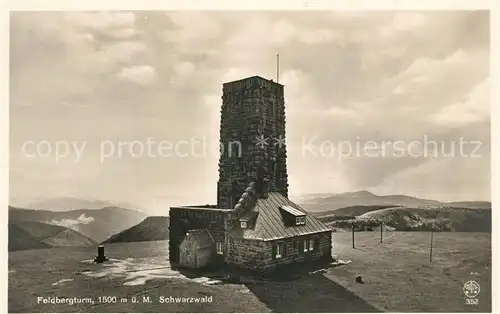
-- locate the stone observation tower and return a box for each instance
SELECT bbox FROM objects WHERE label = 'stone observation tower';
[169,74,333,271]
[216,76,289,209]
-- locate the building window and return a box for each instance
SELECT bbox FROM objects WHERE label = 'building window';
[275,244,283,259]
[303,239,308,252]
[241,221,247,229]
[309,239,315,251]
[216,242,224,255]
[296,216,306,226]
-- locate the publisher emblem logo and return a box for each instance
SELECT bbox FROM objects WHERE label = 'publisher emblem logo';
[463,280,480,298]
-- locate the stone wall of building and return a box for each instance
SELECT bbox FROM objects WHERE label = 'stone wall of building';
[225,238,271,270]
[226,231,332,271]
[217,76,289,210]
[179,234,213,269]
[264,231,333,268]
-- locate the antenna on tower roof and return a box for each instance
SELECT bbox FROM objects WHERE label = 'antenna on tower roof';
[276,53,280,83]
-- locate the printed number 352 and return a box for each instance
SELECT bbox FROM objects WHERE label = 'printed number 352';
[466,298,479,305]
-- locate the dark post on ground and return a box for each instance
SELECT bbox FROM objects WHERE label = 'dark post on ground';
[380,224,383,243]
[352,224,355,248]
[355,275,364,284]
[94,245,109,263]
[429,231,434,262]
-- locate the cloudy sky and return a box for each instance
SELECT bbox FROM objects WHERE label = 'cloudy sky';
[9,11,490,213]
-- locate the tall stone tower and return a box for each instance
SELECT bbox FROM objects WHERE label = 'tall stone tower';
[217,76,288,209]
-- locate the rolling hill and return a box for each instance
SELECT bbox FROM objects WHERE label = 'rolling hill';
[8,224,52,251]
[102,216,169,244]
[299,190,491,212]
[9,205,148,242]
[8,221,97,252]
[317,205,491,232]
[311,205,396,218]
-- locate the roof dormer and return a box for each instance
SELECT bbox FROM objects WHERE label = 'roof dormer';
[238,210,258,229]
[279,205,306,226]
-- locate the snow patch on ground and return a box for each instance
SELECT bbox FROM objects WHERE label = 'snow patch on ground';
[52,279,74,286]
[80,257,224,287]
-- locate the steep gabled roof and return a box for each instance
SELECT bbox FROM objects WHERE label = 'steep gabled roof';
[183,229,214,249]
[228,192,333,241]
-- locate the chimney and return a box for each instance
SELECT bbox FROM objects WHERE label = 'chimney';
[261,178,269,198]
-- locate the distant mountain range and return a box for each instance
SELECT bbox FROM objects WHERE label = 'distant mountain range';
[102,216,169,244]
[297,190,491,212]
[19,197,139,212]
[315,205,491,233]
[8,221,97,252]
[9,204,148,242]
[9,192,491,250]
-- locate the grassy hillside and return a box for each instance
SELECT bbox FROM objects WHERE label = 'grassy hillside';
[9,206,148,242]
[332,232,491,312]
[8,221,97,252]
[42,229,96,247]
[319,206,491,232]
[14,221,66,239]
[8,224,52,251]
[299,190,441,212]
[312,205,396,219]
[102,216,169,244]
[299,190,491,212]
[445,201,492,209]
[8,233,491,312]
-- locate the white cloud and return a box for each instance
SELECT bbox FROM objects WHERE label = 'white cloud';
[47,214,95,231]
[220,67,258,83]
[70,41,147,74]
[117,65,157,85]
[386,12,427,33]
[107,28,137,39]
[270,20,296,44]
[62,12,138,39]
[163,11,221,52]
[398,49,471,85]
[64,12,136,31]
[325,107,357,117]
[226,16,337,50]
[372,156,490,201]
[380,49,488,119]
[392,85,405,95]
[431,79,490,126]
[297,28,337,45]
[10,11,490,209]
[103,41,147,63]
[60,32,95,46]
[224,16,273,50]
[173,61,196,77]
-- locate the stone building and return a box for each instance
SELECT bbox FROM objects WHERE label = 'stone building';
[169,76,333,272]
[178,229,215,269]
